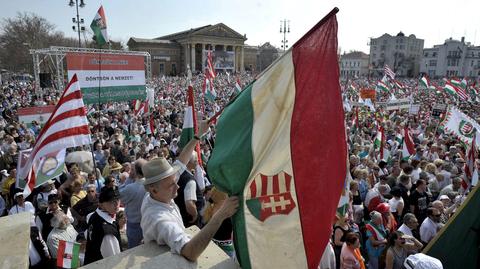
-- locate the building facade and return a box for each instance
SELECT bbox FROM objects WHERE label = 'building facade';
[339,51,369,79]
[421,37,480,78]
[369,32,424,77]
[243,42,281,72]
[128,23,247,76]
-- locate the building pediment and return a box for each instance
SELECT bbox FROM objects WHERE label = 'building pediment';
[193,23,246,40]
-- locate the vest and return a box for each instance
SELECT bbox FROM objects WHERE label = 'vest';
[174,171,205,227]
[84,211,121,265]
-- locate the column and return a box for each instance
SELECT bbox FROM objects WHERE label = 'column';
[191,43,196,72]
[236,46,240,72]
[201,43,206,72]
[184,44,189,74]
[240,46,244,72]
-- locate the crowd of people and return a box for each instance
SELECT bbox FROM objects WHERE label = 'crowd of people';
[319,77,480,269]
[0,71,478,269]
[0,72,251,268]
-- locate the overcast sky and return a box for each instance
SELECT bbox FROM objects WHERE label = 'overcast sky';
[2,0,480,53]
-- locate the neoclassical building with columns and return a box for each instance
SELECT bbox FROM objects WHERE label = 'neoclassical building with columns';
[128,23,247,76]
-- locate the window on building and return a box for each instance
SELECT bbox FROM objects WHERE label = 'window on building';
[381,45,386,51]
[472,60,474,67]
[159,63,165,74]
[429,60,437,66]
[424,52,429,57]
[432,52,437,57]
[171,63,177,75]
[400,45,404,50]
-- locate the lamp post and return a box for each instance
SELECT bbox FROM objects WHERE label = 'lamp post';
[280,19,290,52]
[69,0,86,48]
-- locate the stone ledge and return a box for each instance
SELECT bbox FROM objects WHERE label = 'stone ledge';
[81,226,240,269]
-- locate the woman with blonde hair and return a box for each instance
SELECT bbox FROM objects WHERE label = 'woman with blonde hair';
[70,180,86,207]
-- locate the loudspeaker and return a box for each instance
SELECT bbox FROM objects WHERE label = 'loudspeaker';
[39,73,52,88]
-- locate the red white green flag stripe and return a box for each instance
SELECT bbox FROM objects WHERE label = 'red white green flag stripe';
[178,85,195,148]
[402,126,415,160]
[235,79,242,94]
[90,6,109,46]
[57,240,81,268]
[207,9,346,269]
[420,76,430,89]
[20,75,91,197]
[444,81,458,96]
[376,81,390,92]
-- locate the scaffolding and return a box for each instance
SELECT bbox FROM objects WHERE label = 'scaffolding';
[30,46,151,91]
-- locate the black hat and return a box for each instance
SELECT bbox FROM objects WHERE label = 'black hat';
[99,187,120,203]
[48,193,60,203]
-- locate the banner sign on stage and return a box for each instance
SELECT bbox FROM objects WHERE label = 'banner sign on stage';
[202,50,235,70]
[17,105,56,127]
[376,98,411,111]
[66,53,146,104]
[360,88,376,99]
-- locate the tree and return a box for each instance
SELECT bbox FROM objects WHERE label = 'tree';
[0,12,77,73]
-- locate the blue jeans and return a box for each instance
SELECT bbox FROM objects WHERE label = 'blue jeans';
[126,221,143,249]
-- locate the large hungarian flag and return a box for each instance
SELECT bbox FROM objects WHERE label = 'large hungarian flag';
[423,184,480,268]
[90,6,109,46]
[19,75,92,197]
[207,8,346,269]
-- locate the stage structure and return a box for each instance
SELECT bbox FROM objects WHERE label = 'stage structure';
[30,46,151,103]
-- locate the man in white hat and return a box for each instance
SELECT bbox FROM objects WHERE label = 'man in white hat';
[141,121,239,261]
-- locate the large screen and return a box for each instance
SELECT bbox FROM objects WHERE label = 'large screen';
[203,50,235,70]
[66,53,146,104]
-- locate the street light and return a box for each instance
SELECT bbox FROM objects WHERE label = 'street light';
[280,19,290,52]
[69,0,86,47]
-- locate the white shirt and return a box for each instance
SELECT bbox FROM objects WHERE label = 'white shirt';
[318,241,336,269]
[184,180,197,202]
[141,194,191,254]
[388,197,404,213]
[9,201,36,226]
[420,217,438,243]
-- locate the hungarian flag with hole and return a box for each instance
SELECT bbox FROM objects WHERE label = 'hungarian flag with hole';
[207,8,346,269]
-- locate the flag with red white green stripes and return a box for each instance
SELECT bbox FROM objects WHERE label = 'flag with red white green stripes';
[207,9,346,269]
[235,78,242,94]
[57,240,81,268]
[376,80,390,93]
[19,74,91,197]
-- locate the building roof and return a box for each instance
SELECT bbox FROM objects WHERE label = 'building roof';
[128,37,176,44]
[341,51,369,59]
[155,23,247,41]
[155,25,211,40]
